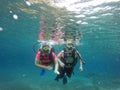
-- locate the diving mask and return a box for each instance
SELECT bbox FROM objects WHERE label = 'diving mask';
[42,45,50,53]
[66,43,73,50]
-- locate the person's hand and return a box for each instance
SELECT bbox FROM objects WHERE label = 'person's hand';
[54,70,60,75]
[79,66,83,72]
[60,62,65,68]
[47,66,53,70]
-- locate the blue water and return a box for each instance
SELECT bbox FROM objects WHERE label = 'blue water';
[0,0,120,90]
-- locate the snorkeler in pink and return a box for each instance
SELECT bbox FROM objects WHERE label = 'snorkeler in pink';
[35,44,59,74]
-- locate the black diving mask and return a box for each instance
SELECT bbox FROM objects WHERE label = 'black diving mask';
[66,43,73,50]
[42,45,50,53]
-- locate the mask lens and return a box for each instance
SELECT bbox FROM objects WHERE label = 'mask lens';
[67,44,73,49]
[42,46,49,53]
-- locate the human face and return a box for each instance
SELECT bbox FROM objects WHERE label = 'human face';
[42,45,49,53]
[66,43,73,50]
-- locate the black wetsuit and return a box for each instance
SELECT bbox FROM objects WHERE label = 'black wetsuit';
[55,48,78,81]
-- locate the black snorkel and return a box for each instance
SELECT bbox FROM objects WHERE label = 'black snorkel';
[32,42,42,53]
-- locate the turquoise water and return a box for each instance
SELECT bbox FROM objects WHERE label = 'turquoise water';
[0,0,120,90]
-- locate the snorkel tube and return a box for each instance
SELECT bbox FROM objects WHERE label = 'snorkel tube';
[32,42,42,53]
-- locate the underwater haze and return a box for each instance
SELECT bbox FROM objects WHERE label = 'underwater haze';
[0,0,120,90]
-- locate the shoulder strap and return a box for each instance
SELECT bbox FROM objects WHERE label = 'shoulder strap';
[38,49,41,51]
[63,48,66,52]
[48,48,54,61]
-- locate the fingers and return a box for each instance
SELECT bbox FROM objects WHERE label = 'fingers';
[60,63,65,67]
[79,67,83,72]
[47,66,53,70]
[54,70,60,75]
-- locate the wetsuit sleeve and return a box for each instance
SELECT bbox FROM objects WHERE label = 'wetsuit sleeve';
[57,50,64,58]
[76,50,85,63]
[35,51,41,60]
[76,50,82,59]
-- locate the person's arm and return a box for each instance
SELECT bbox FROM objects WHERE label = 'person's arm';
[76,50,84,71]
[35,59,53,70]
[51,52,60,74]
[54,57,60,74]
[57,51,65,67]
[77,50,85,64]
[79,59,83,71]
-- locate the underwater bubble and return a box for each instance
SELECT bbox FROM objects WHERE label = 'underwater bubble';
[81,22,88,24]
[22,74,27,77]
[0,27,3,31]
[76,20,82,24]
[25,0,31,6]
[9,11,13,13]
[89,16,98,19]
[13,14,18,20]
